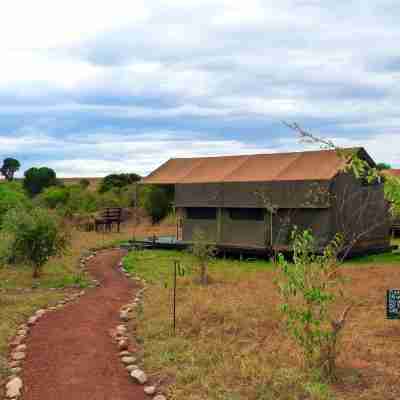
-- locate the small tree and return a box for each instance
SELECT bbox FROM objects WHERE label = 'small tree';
[99,173,141,193]
[140,185,173,223]
[79,178,91,189]
[23,167,58,197]
[190,228,217,285]
[1,158,20,181]
[1,208,70,278]
[276,229,350,380]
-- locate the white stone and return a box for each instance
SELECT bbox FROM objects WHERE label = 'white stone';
[130,369,147,384]
[126,364,139,371]
[27,316,37,326]
[35,309,46,317]
[121,356,136,364]
[116,325,127,334]
[153,395,167,400]
[12,352,26,361]
[144,386,156,395]
[15,344,26,352]
[6,377,22,398]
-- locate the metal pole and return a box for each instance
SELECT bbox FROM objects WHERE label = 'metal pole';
[173,260,177,335]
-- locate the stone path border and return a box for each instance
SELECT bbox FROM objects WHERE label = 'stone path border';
[112,260,167,400]
[2,249,94,399]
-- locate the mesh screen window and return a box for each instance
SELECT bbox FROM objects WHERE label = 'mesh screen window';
[187,207,217,219]
[228,208,264,221]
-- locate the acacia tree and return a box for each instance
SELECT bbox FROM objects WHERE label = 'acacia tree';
[1,158,20,181]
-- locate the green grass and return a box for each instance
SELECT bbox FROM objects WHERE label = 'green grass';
[123,249,273,286]
[345,239,400,265]
[124,245,400,400]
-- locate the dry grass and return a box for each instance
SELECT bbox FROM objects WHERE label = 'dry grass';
[125,244,400,400]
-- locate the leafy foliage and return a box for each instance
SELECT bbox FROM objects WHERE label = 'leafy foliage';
[0,182,29,224]
[99,173,141,193]
[140,184,173,223]
[275,229,350,380]
[384,175,400,218]
[23,167,58,197]
[79,178,91,189]
[0,158,21,181]
[190,228,217,285]
[1,207,70,278]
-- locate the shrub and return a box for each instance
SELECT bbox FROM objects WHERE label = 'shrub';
[37,186,69,209]
[140,184,173,223]
[0,182,29,223]
[23,167,58,197]
[190,228,217,285]
[1,207,70,278]
[99,173,141,193]
[384,175,400,218]
[79,178,91,189]
[275,229,350,381]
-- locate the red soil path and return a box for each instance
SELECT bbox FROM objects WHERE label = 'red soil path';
[22,249,146,400]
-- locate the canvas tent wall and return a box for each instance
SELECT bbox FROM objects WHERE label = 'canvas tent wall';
[142,148,391,254]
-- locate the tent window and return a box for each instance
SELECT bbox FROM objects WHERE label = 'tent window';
[187,207,217,220]
[228,208,264,221]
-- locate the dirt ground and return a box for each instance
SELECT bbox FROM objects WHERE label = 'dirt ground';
[22,249,146,400]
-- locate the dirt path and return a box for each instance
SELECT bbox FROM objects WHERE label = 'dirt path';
[22,249,146,400]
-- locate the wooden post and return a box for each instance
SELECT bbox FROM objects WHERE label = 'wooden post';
[217,207,222,244]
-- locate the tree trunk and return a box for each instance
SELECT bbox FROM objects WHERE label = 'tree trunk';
[33,264,40,279]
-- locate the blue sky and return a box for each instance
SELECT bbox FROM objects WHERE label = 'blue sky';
[1,0,399,177]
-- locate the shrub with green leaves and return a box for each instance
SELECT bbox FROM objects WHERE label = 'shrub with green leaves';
[23,166,58,197]
[190,228,217,285]
[275,229,350,380]
[384,175,400,218]
[140,184,173,223]
[0,182,29,223]
[1,207,70,278]
[99,173,141,193]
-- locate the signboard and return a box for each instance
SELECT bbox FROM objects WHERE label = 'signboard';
[387,289,400,319]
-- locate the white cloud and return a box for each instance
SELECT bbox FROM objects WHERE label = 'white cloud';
[0,0,399,171]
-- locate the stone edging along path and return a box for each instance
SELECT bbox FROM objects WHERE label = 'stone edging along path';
[111,260,167,400]
[3,249,167,400]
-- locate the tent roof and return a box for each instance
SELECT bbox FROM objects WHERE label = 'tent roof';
[142,147,372,184]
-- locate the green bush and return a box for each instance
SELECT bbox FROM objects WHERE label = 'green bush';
[139,184,173,223]
[1,207,70,278]
[275,229,350,381]
[23,167,58,197]
[79,178,91,189]
[384,175,400,218]
[0,182,29,223]
[37,186,69,209]
[99,173,141,193]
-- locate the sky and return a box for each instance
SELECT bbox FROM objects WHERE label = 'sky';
[1,0,399,177]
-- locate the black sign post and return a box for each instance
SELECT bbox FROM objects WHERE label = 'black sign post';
[387,289,400,319]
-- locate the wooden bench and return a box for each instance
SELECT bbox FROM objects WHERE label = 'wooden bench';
[95,207,122,233]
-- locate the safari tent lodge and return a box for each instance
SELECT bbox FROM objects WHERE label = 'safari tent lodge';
[142,148,391,256]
